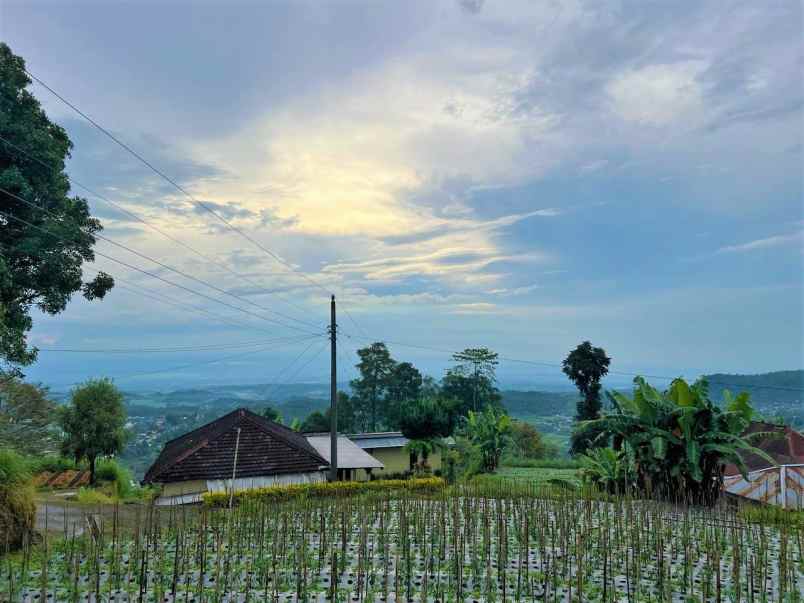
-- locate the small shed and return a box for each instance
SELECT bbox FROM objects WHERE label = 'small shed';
[304,434,384,481]
[723,422,804,509]
[144,408,329,505]
[348,432,446,480]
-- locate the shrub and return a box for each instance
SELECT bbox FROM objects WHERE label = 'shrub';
[27,454,80,475]
[203,477,445,507]
[501,456,581,470]
[95,458,135,499]
[75,486,114,505]
[0,449,36,550]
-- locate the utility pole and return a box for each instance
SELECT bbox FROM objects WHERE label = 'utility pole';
[329,295,338,481]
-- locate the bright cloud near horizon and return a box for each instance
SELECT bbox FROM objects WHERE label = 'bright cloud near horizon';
[2,0,802,389]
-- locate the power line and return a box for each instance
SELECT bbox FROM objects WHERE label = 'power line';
[263,339,329,401]
[25,70,333,297]
[37,335,323,354]
[0,206,321,335]
[1,186,320,334]
[107,334,323,383]
[340,332,804,394]
[0,133,319,326]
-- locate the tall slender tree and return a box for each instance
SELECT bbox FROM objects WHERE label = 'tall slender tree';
[350,342,396,431]
[562,341,611,455]
[0,43,113,378]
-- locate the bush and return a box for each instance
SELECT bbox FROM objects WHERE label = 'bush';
[75,487,114,505]
[26,455,80,475]
[501,456,581,470]
[95,458,135,499]
[0,449,36,551]
[203,477,445,507]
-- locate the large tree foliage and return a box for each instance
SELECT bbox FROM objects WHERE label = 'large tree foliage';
[463,407,512,473]
[586,377,773,505]
[562,341,611,455]
[0,43,113,377]
[60,378,127,484]
[0,377,59,454]
[385,361,423,426]
[350,342,396,431]
[450,347,499,413]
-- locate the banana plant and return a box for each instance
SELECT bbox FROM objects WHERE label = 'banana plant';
[584,377,776,504]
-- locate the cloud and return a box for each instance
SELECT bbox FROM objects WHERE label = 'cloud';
[717,230,804,254]
[606,62,707,126]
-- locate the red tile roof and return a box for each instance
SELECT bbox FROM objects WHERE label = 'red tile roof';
[144,408,328,484]
[724,421,804,475]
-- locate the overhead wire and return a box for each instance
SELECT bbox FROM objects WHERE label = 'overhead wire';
[0,133,318,326]
[0,205,321,335]
[1,186,320,334]
[104,334,323,383]
[24,70,333,296]
[23,71,373,336]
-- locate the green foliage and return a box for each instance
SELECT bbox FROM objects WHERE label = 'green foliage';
[60,378,127,484]
[350,342,396,431]
[737,505,804,528]
[463,407,512,473]
[562,341,611,456]
[75,486,114,505]
[399,397,454,440]
[0,448,30,486]
[0,448,35,550]
[507,419,552,459]
[0,377,59,454]
[501,456,580,470]
[384,361,423,426]
[0,42,113,377]
[443,347,501,416]
[261,405,282,423]
[593,376,773,504]
[25,454,80,475]
[203,477,445,507]
[578,447,628,493]
[95,458,135,499]
[299,409,330,432]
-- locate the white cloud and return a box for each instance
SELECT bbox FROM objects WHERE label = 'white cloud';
[606,62,707,126]
[717,230,804,254]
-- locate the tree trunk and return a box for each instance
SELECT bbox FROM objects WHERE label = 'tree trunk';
[89,455,97,485]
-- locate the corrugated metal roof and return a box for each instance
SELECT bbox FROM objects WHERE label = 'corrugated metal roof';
[305,436,384,469]
[349,432,410,450]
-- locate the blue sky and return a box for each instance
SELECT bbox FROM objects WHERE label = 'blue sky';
[2,0,802,390]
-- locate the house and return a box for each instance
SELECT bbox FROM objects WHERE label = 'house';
[348,432,444,480]
[723,421,804,509]
[304,434,384,481]
[144,408,329,505]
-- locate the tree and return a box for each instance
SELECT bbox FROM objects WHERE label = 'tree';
[59,378,127,484]
[300,410,330,433]
[562,341,611,455]
[0,377,59,454]
[0,43,114,378]
[441,370,501,418]
[350,342,396,431]
[590,377,774,505]
[451,347,499,412]
[463,407,512,473]
[399,398,454,472]
[385,361,423,428]
[261,405,282,423]
[507,420,551,459]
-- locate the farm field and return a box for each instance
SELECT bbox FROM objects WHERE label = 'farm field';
[3,485,802,602]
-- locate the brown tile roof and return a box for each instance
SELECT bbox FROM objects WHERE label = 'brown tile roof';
[143,408,328,484]
[724,421,804,475]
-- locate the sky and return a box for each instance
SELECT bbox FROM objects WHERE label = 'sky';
[2,0,802,391]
